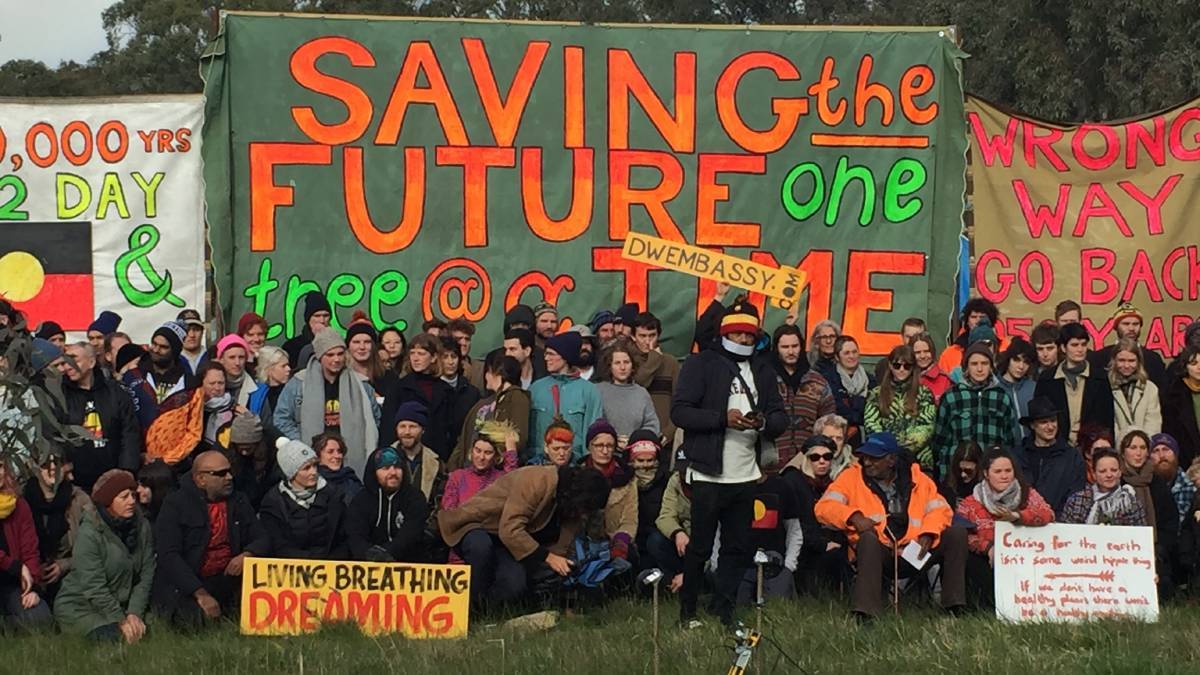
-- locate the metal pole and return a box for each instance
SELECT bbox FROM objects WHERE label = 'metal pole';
[652,580,660,675]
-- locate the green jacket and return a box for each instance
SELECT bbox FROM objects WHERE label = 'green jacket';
[863,381,936,470]
[54,508,155,636]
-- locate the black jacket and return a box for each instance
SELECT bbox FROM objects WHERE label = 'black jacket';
[671,347,787,476]
[1011,436,1087,516]
[635,468,670,550]
[779,465,834,557]
[445,377,481,454]
[1033,365,1114,443]
[345,452,428,562]
[258,482,347,559]
[62,369,142,492]
[1161,377,1200,471]
[380,373,457,460]
[282,326,315,370]
[152,480,267,613]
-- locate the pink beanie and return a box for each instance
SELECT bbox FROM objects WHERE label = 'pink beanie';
[216,333,251,359]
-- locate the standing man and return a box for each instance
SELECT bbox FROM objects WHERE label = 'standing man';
[1091,303,1167,388]
[447,318,483,391]
[502,328,545,390]
[671,301,787,627]
[532,302,558,348]
[85,311,122,368]
[282,292,332,369]
[176,309,208,375]
[1030,323,1061,379]
[140,321,194,404]
[528,331,603,463]
[632,312,680,446]
[58,343,141,492]
[1034,322,1114,445]
[274,329,380,475]
[152,450,268,628]
[1011,397,1086,515]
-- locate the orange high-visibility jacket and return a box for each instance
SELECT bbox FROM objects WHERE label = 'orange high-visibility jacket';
[815,463,952,550]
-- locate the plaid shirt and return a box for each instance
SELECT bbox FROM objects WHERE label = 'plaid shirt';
[1171,469,1196,526]
[930,379,1017,479]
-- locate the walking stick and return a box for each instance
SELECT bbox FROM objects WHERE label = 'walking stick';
[884,525,900,616]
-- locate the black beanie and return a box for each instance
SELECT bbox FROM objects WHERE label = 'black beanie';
[304,293,331,321]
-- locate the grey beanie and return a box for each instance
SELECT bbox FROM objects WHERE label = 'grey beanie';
[275,437,317,480]
[311,328,346,360]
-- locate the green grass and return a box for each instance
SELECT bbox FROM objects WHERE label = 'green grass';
[7,595,1200,674]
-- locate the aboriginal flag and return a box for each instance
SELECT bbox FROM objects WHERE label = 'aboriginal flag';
[0,222,93,330]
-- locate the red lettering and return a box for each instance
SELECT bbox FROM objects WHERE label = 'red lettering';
[715,52,806,154]
[842,250,925,355]
[695,153,766,246]
[289,37,375,145]
[1080,248,1119,304]
[1071,124,1120,171]
[343,146,425,253]
[462,38,548,146]
[1013,180,1070,237]
[521,147,593,242]
[436,146,516,247]
[1124,116,1167,168]
[1022,121,1068,171]
[1117,175,1181,236]
[249,143,333,252]
[1073,184,1131,237]
[607,150,684,242]
[1167,107,1200,161]
[376,42,469,146]
[608,49,696,152]
[969,112,1018,167]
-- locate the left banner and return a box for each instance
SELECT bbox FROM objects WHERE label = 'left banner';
[0,96,206,339]
[240,556,470,638]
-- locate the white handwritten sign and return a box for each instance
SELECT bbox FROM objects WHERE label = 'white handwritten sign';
[994,522,1158,623]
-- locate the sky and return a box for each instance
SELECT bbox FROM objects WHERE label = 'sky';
[0,0,116,66]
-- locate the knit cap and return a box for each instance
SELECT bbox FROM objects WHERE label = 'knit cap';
[216,334,251,359]
[586,418,618,447]
[533,301,557,319]
[720,301,759,336]
[311,328,346,360]
[88,310,122,335]
[276,437,317,480]
[545,331,583,367]
[304,293,331,321]
[92,469,137,507]
[153,321,188,357]
[30,338,64,371]
[230,414,264,444]
[35,321,65,341]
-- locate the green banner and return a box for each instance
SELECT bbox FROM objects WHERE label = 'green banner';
[203,13,967,355]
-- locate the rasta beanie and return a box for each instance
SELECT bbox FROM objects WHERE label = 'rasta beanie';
[720,301,759,337]
[153,321,187,357]
[544,331,583,368]
[303,292,331,322]
[88,310,122,336]
[1111,302,1142,325]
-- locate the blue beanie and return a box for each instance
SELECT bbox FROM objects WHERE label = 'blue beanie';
[88,310,122,335]
[31,338,63,371]
[544,331,583,367]
[393,401,429,428]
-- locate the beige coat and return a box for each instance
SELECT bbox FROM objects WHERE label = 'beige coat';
[438,465,577,560]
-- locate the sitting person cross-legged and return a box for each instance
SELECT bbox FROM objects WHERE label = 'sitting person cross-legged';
[815,432,967,622]
[955,447,1054,607]
[1059,448,1147,526]
[258,438,348,559]
[346,447,428,563]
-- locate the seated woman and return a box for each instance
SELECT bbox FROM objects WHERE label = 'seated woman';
[438,465,611,608]
[955,448,1054,606]
[135,459,176,523]
[447,353,530,471]
[1119,429,1179,594]
[529,418,575,468]
[628,431,670,576]
[863,345,936,472]
[23,456,93,601]
[581,420,638,565]
[258,438,348,559]
[1059,449,1147,526]
[146,362,237,466]
[313,432,363,505]
[0,462,53,629]
[780,434,851,595]
[442,421,519,513]
[54,470,155,643]
[939,441,983,509]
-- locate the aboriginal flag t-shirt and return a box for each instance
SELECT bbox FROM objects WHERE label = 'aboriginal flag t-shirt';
[749,476,799,555]
[323,379,341,433]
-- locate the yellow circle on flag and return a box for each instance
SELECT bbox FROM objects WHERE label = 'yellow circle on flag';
[0,251,45,302]
[754,499,766,521]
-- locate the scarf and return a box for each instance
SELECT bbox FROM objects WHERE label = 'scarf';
[97,505,139,553]
[634,467,657,488]
[1062,360,1087,389]
[837,363,869,398]
[280,476,327,509]
[204,393,234,445]
[23,480,73,559]
[300,361,377,475]
[973,480,1022,516]
[227,370,253,409]
[1085,484,1141,525]
[721,338,754,360]
[1185,376,1200,394]
[1121,460,1156,528]
[0,492,16,520]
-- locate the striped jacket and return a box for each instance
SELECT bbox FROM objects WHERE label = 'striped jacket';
[773,370,836,469]
[930,378,1017,479]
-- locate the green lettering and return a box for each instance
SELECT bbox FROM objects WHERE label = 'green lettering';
[370,270,409,332]
[781,162,823,223]
[884,158,926,223]
[328,273,366,332]
[827,156,875,227]
[243,258,282,340]
[284,276,322,340]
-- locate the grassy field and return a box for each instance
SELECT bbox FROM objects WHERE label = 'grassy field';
[7,595,1200,675]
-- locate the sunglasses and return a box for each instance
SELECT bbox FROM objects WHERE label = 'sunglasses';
[199,468,233,478]
[807,452,835,462]
[891,361,914,370]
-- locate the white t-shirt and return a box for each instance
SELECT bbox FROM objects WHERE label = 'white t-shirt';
[689,359,762,484]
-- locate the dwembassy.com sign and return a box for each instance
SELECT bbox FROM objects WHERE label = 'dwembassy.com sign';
[204,13,967,355]
[240,557,470,637]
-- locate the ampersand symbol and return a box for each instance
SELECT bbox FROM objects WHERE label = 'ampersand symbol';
[114,223,185,308]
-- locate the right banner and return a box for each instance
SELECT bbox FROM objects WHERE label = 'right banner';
[967,96,1200,354]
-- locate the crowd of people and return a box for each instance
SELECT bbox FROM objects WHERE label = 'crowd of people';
[2,289,1200,638]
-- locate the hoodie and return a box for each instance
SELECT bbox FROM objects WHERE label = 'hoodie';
[345,451,428,562]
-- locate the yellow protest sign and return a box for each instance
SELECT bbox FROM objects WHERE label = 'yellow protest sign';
[621,232,807,309]
[240,557,470,638]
